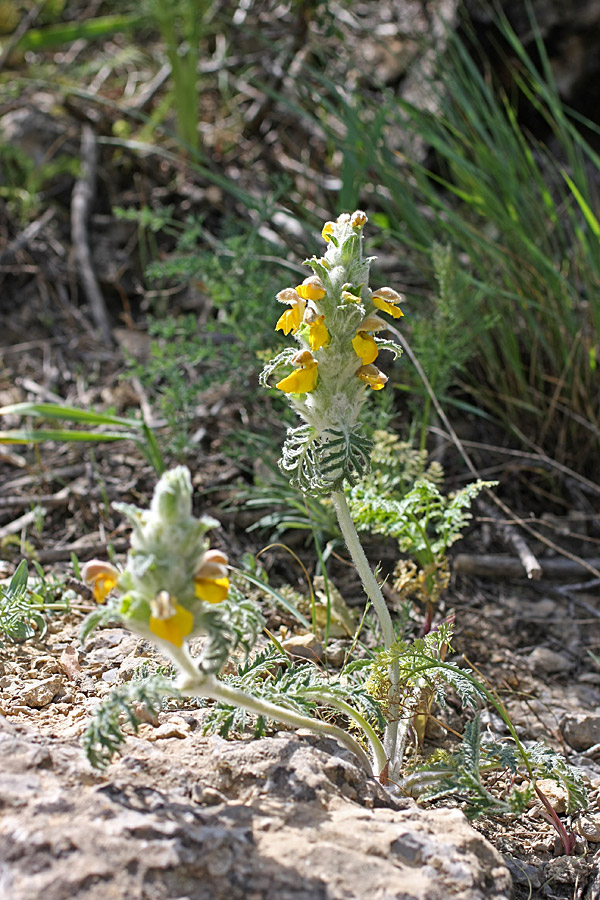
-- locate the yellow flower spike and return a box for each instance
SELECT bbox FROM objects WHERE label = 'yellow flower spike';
[308,317,330,351]
[321,221,334,242]
[276,362,319,394]
[81,560,120,604]
[295,275,326,302]
[352,331,379,365]
[356,363,388,390]
[350,210,367,227]
[149,593,195,647]
[372,287,404,319]
[194,575,230,604]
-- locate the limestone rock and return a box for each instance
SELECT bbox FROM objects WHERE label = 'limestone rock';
[0,720,512,900]
[561,712,600,751]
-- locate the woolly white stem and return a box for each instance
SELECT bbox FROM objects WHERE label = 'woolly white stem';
[174,666,372,772]
[331,490,400,764]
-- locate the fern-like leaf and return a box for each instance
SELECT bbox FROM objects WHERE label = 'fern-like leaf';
[84,675,181,769]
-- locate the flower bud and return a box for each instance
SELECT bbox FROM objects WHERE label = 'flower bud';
[350,210,367,227]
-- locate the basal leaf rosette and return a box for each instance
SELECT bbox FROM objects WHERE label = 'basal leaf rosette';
[81,466,230,660]
[260,211,403,494]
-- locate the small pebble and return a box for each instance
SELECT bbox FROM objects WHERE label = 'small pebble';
[528,647,572,675]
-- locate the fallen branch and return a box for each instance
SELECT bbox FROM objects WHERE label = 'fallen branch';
[71,125,112,345]
[453,553,600,580]
[478,498,542,580]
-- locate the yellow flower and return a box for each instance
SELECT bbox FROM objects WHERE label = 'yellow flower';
[194,549,230,604]
[81,560,120,604]
[321,221,334,242]
[276,306,303,335]
[356,363,388,390]
[295,276,326,302]
[149,593,195,647]
[276,361,318,394]
[194,575,230,604]
[341,289,361,304]
[372,287,404,319]
[308,316,330,351]
[275,288,305,335]
[352,331,378,365]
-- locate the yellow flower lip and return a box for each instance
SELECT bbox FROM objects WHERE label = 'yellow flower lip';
[341,289,362,304]
[149,592,195,647]
[276,360,318,394]
[275,290,306,335]
[352,331,378,365]
[321,221,334,242]
[356,363,388,390]
[308,317,330,351]
[194,574,230,604]
[81,559,120,604]
[372,286,404,319]
[295,275,326,302]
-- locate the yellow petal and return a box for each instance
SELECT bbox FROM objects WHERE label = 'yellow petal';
[275,362,319,394]
[295,277,326,302]
[372,296,404,319]
[321,222,334,242]
[356,364,388,390]
[149,603,195,647]
[308,318,330,351]
[275,307,302,335]
[91,572,118,604]
[351,210,367,227]
[194,575,230,604]
[352,332,378,365]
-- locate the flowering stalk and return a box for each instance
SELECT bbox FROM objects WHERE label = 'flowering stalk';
[261,211,405,767]
[259,210,403,495]
[82,465,383,775]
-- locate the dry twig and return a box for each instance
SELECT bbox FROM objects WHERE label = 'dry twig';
[71,125,112,344]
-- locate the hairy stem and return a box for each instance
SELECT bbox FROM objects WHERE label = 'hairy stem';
[310,691,388,776]
[174,664,372,772]
[331,491,394,647]
[331,490,400,766]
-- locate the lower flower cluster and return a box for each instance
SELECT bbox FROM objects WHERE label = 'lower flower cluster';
[81,466,229,650]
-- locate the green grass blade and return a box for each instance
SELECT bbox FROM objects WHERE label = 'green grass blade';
[0,402,144,429]
[0,429,139,444]
[13,15,143,52]
[561,170,600,238]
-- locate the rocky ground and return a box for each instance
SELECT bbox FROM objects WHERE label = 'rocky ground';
[0,501,599,899]
[2,2,600,897]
